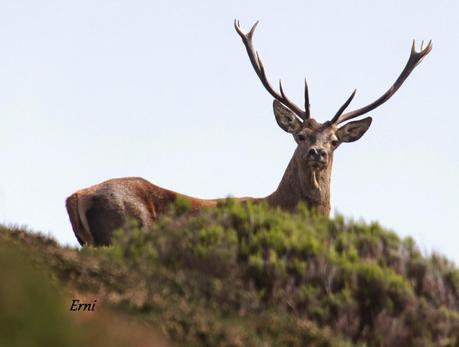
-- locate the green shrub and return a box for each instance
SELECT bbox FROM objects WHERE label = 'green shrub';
[2,200,459,346]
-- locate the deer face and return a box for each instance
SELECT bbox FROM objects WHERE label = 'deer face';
[273,99,372,171]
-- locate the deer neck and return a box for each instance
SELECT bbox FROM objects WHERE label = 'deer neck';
[266,150,332,214]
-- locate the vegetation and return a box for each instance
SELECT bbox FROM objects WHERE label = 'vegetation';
[1,200,459,346]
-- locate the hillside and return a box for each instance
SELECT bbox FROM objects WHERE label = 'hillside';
[1,200,459,346]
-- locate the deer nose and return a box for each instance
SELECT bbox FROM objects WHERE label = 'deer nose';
[308,147,327,161]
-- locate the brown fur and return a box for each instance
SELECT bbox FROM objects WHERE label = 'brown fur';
[66,177,219,245]
[65,193,92,245]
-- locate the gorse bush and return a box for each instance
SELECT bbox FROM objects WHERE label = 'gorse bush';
[1,200,459,346]
[108,199,459,346]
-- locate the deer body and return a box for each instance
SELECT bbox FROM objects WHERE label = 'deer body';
[66,21,431,246]
[66,145,331,246]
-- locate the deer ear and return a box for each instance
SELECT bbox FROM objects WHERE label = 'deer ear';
[273,100,302,133]
[336,117,372,143]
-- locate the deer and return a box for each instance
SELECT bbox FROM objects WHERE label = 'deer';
[66,20,432,246]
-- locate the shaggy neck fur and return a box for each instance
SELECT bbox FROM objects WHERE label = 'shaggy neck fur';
[266,149,332,214]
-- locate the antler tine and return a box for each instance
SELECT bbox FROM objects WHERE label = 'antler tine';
[332,40,432,125]
[304,78,310,119]
[234,19,307,120]
[278,80,306,119]
[330,89,357,123]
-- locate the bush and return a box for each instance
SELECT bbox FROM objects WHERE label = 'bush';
[2,200,459,346]
[108,200,459,346]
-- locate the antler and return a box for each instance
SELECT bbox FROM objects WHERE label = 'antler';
[234,20,310,121]
[331,40,432,124]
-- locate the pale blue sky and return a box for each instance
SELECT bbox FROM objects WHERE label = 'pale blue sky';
[0,1,458,262]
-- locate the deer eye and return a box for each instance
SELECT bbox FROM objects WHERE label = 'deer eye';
[331,140,339,147]
[298,134,306,142]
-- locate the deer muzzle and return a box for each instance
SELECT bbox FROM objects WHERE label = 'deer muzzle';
[305,147,328,167]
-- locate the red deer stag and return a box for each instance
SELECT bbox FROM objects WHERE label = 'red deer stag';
[66,21,432,246]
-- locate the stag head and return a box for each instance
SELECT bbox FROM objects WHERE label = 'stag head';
[235,20,432,177]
